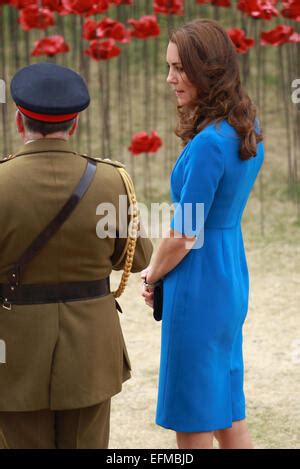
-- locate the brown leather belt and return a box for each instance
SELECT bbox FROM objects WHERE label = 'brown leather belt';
[0,278,110,309]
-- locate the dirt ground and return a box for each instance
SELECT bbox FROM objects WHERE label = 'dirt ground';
[108,219,300,450]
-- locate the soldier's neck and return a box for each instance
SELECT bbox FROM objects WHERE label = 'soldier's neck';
[23,131,69,144]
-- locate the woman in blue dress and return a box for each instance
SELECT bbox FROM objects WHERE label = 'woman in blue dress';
[142,19,264,449]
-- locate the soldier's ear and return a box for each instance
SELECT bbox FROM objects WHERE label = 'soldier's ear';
[69,116,79,136]
[16,110,25,135]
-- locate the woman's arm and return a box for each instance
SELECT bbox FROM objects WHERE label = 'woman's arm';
[144,230,195,284]
[141,231,195,308]
[145,133,223,285]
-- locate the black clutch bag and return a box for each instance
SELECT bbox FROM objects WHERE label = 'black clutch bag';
[153,279,163,322]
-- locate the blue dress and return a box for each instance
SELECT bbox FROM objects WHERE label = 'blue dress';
[156,120,264,432]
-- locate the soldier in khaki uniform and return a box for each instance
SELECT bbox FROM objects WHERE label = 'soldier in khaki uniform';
[0,63,153,449]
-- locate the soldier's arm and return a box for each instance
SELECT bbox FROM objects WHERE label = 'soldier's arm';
[111,168,153,273]
[111,221,153,273]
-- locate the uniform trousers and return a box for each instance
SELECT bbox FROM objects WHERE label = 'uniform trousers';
[0,399,111,449]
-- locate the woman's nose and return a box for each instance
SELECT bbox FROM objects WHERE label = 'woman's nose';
[167,72,176,85]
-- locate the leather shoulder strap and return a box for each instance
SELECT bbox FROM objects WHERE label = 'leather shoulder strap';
[8,160,97,287]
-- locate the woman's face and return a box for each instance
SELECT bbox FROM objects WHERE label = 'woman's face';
[166,41,198,107]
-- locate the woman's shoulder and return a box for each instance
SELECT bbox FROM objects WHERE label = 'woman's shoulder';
[188,120,234,150]
[194,118,262,142]
[184,123,226,169]
[204,120,239,141]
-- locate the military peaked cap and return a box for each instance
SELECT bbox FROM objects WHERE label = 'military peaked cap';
[11,62,90,123]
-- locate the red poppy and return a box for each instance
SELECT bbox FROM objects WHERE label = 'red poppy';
[128,15,160,40]
[196,0,231,6]
[19,5,55,31]
[0,0,11,4]
[289,32,300,43]
[237,0,279,20]
[43,0,64,12]
[260,24,299,46]
[153,0,184,16]
[85,38,121,60]
[17,1,69,15]
[10,0,35,8]
[227,28,255,53]
[129,132,150,155]
[128,131,162,155]
[96,17,129,43]
[14,0,63,12]
[83,18,129,42]
[83,19,98,40]
[11,0,62,9]
[109,0,133,4]
[281,0,300,21]
[31,35,70,56]
[213,0,231,5]
[61,0,109,16]
[148,131,163,153]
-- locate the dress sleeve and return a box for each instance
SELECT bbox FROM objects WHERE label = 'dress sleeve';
[170,133,224,237]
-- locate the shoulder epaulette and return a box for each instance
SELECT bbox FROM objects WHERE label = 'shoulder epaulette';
[0,154,16,163]
[78,153,125,169]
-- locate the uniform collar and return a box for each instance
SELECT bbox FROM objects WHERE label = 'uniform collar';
[14,138,76,158]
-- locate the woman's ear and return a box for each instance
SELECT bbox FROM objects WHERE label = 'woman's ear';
[69,116,79,136]
[16,110,25,135]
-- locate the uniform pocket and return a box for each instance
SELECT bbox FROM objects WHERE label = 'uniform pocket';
[0,429,9,449]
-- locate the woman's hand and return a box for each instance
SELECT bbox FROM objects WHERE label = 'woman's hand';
[141,267,154,308]
[142,287,154,308]
[141,267,151,282]
[141,266,158,284]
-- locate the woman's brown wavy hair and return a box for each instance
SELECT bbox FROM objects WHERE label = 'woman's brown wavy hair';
[169,19,263,160]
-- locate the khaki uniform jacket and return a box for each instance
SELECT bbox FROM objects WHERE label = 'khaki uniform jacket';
[0,138,153,411]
